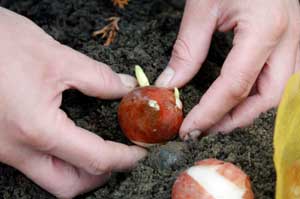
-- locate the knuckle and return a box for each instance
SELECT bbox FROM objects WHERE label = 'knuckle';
[88,158,111,175]
[224,75,252,102]
[244,10,288,45]
[94,63,115,91]
[17,113,56,151]
[268,11,288,38]
[46,158,80,198]
[55,45,75,70]
[172,37,194,65]
[19,122,50,149]
[192,109,216,128]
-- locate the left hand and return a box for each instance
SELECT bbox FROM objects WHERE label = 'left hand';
[0,7,146,198]
[156,0,300,138]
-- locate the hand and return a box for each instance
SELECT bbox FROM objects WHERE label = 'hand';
[0,7,146,198]
[156,0,300,138]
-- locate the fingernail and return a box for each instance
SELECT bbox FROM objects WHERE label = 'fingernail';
[155,67,175,87]
[183,130,202,141]
[118,74,137,89]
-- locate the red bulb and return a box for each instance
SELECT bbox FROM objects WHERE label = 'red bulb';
[172,159,254,199]
[118,86,183,147]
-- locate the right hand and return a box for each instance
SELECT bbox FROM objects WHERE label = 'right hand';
[156,0,300,138]
[0,7,146,198]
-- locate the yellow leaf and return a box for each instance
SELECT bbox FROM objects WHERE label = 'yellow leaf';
[274,73,300,199]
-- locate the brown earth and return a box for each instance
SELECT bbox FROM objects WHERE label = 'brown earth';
[0,0,275,198]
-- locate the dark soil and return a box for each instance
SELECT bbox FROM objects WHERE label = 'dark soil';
[0,0,275,198]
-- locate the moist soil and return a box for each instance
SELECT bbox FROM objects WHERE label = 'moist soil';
[0,0,276,198]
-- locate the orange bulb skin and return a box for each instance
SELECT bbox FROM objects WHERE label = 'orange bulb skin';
[172,159,254,199]
[118,86,183,146]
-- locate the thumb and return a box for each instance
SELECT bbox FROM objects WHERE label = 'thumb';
[155,0,218,88]
[60,45,137,99]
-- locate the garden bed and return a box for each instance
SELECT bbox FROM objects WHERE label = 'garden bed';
[0,0,275,198]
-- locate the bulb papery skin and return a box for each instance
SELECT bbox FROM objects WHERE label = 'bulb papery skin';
[118,86,183,147]
[172,159,254,199]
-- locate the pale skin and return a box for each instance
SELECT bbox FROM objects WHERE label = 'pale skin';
[156,0,300,139]
[1,0,300,198]
[0,7,147,198]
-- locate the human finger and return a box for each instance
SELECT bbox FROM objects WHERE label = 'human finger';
[210,30,299,133]
[13,146,110,199]
[59,45,137,99]
[179,32,278,139]
[40,110,147,175]
[209,41,297,133]
[155,0,218,88]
